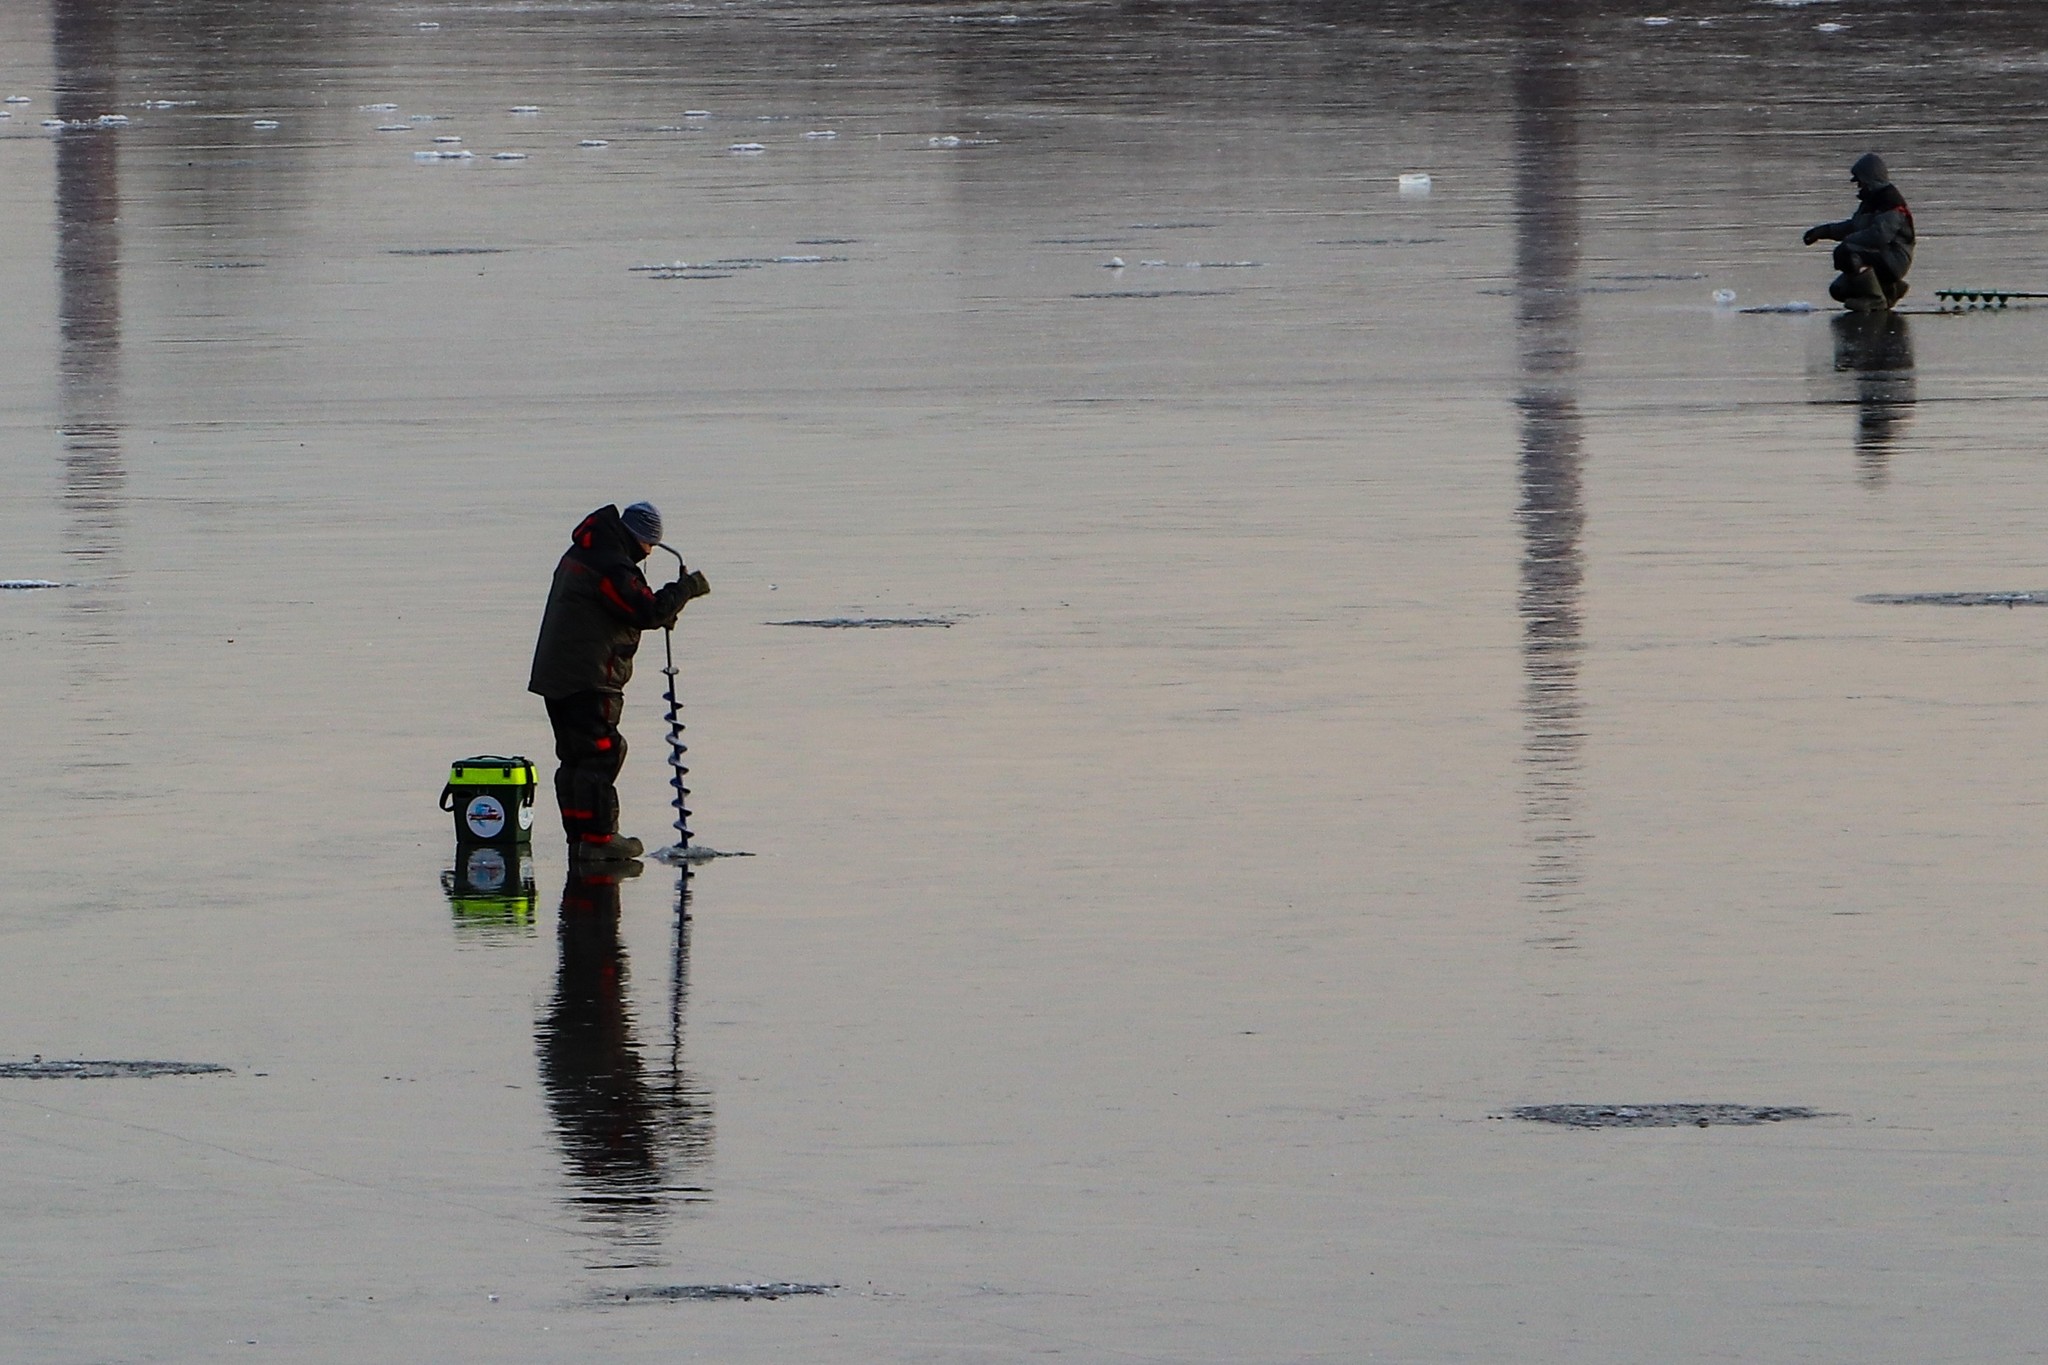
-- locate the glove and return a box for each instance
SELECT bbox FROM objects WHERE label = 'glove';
[682,568,710,601]
[651,580,688,628]
[1802,226,1824,246]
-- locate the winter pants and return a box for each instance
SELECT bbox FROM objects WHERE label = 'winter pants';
[1831,242,1906,306]
[544,690,627,845]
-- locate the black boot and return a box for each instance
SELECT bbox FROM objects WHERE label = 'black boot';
[572,834,644,862]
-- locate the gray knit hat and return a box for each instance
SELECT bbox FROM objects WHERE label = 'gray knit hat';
[620,501,663,546]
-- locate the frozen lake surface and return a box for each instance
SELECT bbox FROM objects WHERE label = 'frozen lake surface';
[6,1,2048,1360]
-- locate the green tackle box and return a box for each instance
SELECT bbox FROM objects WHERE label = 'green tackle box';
[440,754,537,847]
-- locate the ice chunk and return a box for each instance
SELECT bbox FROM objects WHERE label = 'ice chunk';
[96,113,129,126]
[41,118,64,129]
[1398,172,1433,194]
[684,110,712,118]
[802,129,837,139]
[729,142,766,153]
[1106,257,1126,269]
[509,105,541,115]
[417,20,441,28]
[1712,288,1737,306]
[432,135,461,143]
[4,95,30,104]
[140,99,184,110]
[1816,22,1846,33]
[491,151,527,161]
[1643,15,1672,25]
[1,580,64,590]
[252,119,281,129]
[375,125,410,132]
[362,103,400,112]
[578,138,610,147]
[414,148,474,160]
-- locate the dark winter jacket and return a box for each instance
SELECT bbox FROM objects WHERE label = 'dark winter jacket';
[528,505,691,698]
[1807,152,1915,283]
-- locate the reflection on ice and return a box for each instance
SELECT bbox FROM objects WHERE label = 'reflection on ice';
[1828,311,1915,485]
[537,868,712,1250]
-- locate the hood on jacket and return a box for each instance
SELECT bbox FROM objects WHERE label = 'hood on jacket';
[571,504,649,562]
[1850,152,1891,194]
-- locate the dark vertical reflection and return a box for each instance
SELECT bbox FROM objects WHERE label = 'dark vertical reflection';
[537,867,712,1261]
[1829,312,1916,488]
[1513,1,1588,923]
[53,0,128,770]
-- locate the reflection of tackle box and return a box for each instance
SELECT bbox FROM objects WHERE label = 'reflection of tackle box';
[442,846,537,932]
[439,755,536,847]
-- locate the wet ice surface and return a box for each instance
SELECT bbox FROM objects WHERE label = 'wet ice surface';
[8,0,2048,1361]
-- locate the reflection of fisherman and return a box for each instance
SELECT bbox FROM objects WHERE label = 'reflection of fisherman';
[1803,153,1915,311]
[537,866,712,1243]
[1830,311,1916,483]
[539,864,663,1238]
[529,502,709,862]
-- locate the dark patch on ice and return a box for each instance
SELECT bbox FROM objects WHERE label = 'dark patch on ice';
[193,261,265,269]
[1739,301,1823,314]
[714,255,846,266]
[632,256,844,278]
[1,580,66,590]
[794,238,860,245]
[388,247,510,257]
[1126,221,1217,230]
[603,1282,837,1302]
[1072,289,1230,299]
[0,1059,232,1079]
[1859,591,2048,607]
[1594,271,1709,282]
[769,617,953,629]
[1510,1103,1823,1129]
[1036,236,1126,245]
[1315,236,1447,246]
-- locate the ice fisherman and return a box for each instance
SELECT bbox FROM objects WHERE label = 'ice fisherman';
[1803,152,1915,311]
[528,502,709,862]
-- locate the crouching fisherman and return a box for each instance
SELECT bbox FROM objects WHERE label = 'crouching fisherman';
[529,502,709,862]
[1803,152,1915,311]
